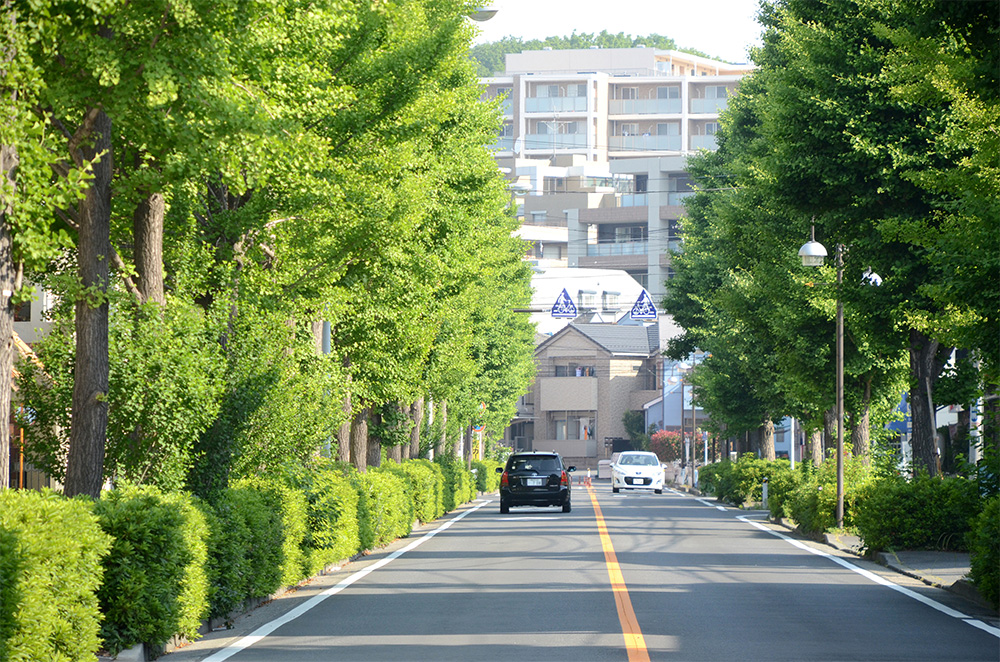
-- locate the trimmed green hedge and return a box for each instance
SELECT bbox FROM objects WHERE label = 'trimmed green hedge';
[352,469,412,550]
[281,459,361,576]
[233,476,309,588]
[968,495,999,609]
[472,459,502,493]
[201,485,284,619]
[0,489,111,662]
[94,485,209,656]
[395,459,444,523]
[436,457,475,512]
[854,473,982,553]
[1,452,486,660]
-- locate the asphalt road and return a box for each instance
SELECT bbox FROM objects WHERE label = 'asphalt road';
[165,483,1000,662]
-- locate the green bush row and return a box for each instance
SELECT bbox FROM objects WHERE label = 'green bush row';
[0,456,480,660]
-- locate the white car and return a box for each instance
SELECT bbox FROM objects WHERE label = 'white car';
[611,451,665,494]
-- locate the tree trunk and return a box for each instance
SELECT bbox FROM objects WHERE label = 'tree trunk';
[909,329,950,477]
[850,378,872,464]
[808,428,823,467]
[366,409,381,469]
[823,408,836,458]
[464,425,473,469]
[349,407,369,472]
[337,357,351,463]
[64,110,112,499]
[435,399,447,458]
[132,191,165,305]
[760,419,776,461]
[409,397,423,459]
[0,143,16,490]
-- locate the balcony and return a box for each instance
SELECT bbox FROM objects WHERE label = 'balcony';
[609,135,682,153]
[609,98,682,115]
[690,135,718,151]
[621,193,648,207]
[525,97,588,113]
[524,133,589,150]
[587,240,648,257]
[690,98,729,114]
[489,137,513,152]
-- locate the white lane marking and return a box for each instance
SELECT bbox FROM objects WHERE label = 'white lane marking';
[203,500,492,661]
[665,488,689,497]
[736,515,1000,639]
[505,516,560,520]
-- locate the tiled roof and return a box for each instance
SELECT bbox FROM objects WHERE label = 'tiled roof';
[566,322,660,356]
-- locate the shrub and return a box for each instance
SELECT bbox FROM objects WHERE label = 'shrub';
[968,495,999,609]
[787,453,870,534]
[200,485,284,620]
[398,459,444,522]
[700,455,795,509]
[649,429,682,463]
[698,460,733,498]
[94,485,209,655]
[0,489,111,662]
[352,469,412,550]
[232,476,308,588]
[854,473,981,553]
[471,459,502,493]
[281,459,360,576]
[436,457,475,512]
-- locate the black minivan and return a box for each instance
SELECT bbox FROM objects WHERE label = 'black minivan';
[496,452,576,514]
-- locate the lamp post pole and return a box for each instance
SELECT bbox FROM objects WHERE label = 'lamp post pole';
[799,226,844,528]
[835,243,844,528]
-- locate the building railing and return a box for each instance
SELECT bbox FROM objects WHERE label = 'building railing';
[524,133,589,150]
[609,98,682,115]
[525,97,588,112]
[690,135,718,150]
[587,240,648,257]
[609,135,682,152]
[490,137,514,151]
[621,193,648,207]
[690,98,728,114]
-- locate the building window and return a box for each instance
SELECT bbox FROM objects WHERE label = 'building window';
[635,174,648,193]
[602,291,620,309]
[706,122,719,135]
[657,86,680,99]
[578,290,597,309]
[706,86,729,99]
[13,300,30,322]
[555,415,594,440]
[614,225,645,243]
[619,87,638,100]
[657,122,680,136]
[620,122,638,136]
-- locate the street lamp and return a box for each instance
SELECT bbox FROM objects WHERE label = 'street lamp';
[798,226,844,528]
[467,7,497,21]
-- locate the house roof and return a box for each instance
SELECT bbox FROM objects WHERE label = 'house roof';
[540,322,660,357]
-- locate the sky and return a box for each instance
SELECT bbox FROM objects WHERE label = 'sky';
[470,0,765,64]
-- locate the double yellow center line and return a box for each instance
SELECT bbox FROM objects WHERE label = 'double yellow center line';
[586,486,651,662]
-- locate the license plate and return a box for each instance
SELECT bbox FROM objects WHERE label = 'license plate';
[526,478,545,486]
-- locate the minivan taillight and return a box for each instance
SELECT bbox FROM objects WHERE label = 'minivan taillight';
[560,471,569,486]
[500,472,509,487]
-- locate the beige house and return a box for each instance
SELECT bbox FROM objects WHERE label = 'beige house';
[526,322,661,470]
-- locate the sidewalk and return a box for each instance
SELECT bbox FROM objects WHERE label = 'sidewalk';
[820,529,991,609]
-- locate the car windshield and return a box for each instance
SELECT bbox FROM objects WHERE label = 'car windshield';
[509,456,560,473]
[619,454,657,466]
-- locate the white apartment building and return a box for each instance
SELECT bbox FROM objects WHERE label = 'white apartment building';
[483,47,754,301]
[483,48,753,163]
